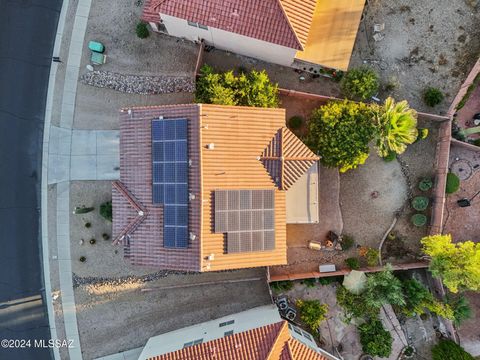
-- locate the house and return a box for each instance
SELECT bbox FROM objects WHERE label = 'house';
[142,0,366,71]
[112,104,319,271]
[137,305,338,360]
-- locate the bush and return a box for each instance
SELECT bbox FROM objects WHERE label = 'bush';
[448,295,473,326]
[419,178,433,191]
[318,276,342,285]
[417,128,429,140]
[195,64,279,107]
[296,299,328,333]
[84,222,91,228]
[364,266,405,308]
[136,22,149,38]
[89,238,96,245]
[412,196,429,211]
[301,278,317,288]
[365,248,379,267]
[383,150,397,162]
[100,201,112,221]
[307,100,376,172]
[79,256,86,262]
[102,233,110,240]
[345,257,360,270]
[446,173,460,194]
[341,66,379,100]
[336,285,378,321]
[423,87,444,107]
[473,138,480,146]
[432,340,474,360]
[411,213,427,227]
[270,281,293,292]
[341,235,355,250]
[288,116,304,130]
[358,319,393,358]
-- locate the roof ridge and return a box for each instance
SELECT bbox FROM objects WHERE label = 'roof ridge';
[265,321,290,360]
[112,181,148,245]
[275,0,304,50]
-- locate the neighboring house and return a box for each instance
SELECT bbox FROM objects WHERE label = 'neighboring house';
[138,305,339,360]
[112,104,319,271]
[142,0,365,71]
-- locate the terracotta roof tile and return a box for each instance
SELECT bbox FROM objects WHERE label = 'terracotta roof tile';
[147,321,328,360]
[113,104,315,271]
[143,0,308,49]
[260,127,320,190]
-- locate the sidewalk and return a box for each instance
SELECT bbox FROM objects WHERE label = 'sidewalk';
[42,0,94,359]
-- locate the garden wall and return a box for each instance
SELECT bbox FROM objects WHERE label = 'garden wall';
[448,58,480,115]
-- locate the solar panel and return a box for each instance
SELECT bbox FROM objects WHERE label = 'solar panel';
[152,118,189,248]
[214,189,275,253]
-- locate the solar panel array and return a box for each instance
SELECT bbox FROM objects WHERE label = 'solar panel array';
[152,118,189,248]
[214,190,275,253]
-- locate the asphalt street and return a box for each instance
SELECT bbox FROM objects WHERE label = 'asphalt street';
[0,0,62,359]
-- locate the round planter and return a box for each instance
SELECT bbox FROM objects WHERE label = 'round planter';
[412,196,429,211]
[411,214,427,227]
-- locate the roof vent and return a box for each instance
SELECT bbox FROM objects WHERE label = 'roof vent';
[189,193,196,201]
[188,159,193,167]
[158,116,163,120]
[127,109,132,115]
[189,232,196,241]
[202,124,209,129]
[207,143,215,150]
[138,210,144,216]
[206,263,211,270]
[207,254,215,261]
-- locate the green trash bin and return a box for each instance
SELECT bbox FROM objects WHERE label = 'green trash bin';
[88,41,105,53]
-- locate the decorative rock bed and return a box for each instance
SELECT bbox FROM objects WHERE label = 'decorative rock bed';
[80,70,195,94]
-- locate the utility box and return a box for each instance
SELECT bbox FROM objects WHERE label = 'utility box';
[88,41,105,53]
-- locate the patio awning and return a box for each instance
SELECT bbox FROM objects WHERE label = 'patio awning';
[294,0,366,71]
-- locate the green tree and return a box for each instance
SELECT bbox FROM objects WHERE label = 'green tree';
[307,100,376,172]
[448,295,473,326]
[432,339,474,360]
[374,97,419,157]
[341,66,379,100]
[195,65,279,107]
[296,299,328,333]
[364,265,405,308]
[336,285,378,321]
[358,319,393,358]
[421,234,480,293]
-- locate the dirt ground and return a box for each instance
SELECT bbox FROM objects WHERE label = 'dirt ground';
[350,0,480,114]
[444,144,480,242]
[76,268,271,359]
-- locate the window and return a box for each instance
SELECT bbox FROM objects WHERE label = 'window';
[293,326,302,336]
[224,330,234,337]
[183,339,203,348]
[187,20,208,30]
[219,320,235,327]
[302,331,313,341]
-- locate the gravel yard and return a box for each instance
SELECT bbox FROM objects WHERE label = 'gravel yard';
[76,269,271,360]
[350,0,480,114]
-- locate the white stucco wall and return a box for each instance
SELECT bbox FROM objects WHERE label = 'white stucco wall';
[160,14,297,67]
[137,305,282,360]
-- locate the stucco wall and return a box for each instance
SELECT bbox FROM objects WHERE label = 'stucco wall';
[160,14,297,67]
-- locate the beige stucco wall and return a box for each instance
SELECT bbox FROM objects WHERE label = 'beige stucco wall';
[160,14,297,67]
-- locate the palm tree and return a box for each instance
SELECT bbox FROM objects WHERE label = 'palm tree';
[375,97,418,157]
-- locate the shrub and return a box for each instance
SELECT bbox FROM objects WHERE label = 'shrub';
[383,151,397,162]
[318,276,342,285]
[195,64,279,107]
[288,116,304,130]
[79,256,86,262]
[102,233,110,240]
[432,340,474,360]
[364,266,405,308]
[446,173,460,194]
[336,285,378,321]
[345,257,360,270]
[417,128,429,140]
[73,206,94,214]
[341,66,379,100]
[84,222,91,228]
[411,213,427,227]
[136,22,150,39]
[423,87,444,107]
[100,201,113,221]
[358,319,393,358]
[296,299,328,333]
[419,178,433,191]
[89,238,96,245]
[341,235,355,250]
[473,138,480,146]
[412,196,429,211]
[365,248,379,267]
[306,100,376,172]
[301,278,317,288]
[270,281,293,292]
[448,295,472,326]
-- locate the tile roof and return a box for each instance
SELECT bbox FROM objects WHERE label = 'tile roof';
[113,104,315,271]
[260,127,320,190]
[147,321,328,360]
[143,0,318,50]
